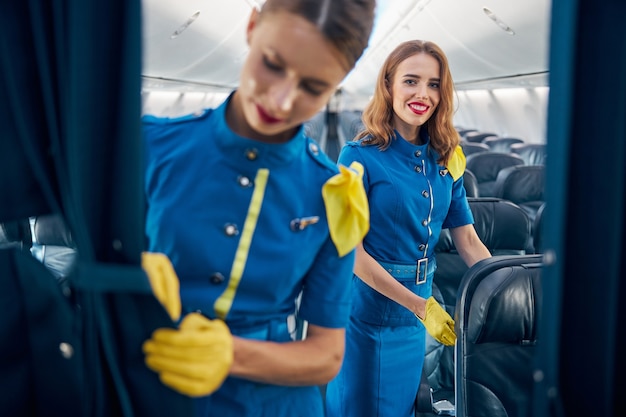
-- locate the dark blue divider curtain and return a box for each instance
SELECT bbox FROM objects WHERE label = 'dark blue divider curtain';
[534,0,626,416]
[1,1,193,416]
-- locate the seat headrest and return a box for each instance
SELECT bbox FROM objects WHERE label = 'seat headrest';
[467,265,541,344]
[466,152,525,182]
[483,137,525,153]
[510,143,547,166]
[436,198,530,253]
[460,142,490,156]
[471,198,530,251]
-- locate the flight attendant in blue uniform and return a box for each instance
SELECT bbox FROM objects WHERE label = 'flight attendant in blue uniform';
[140,1,375,416]
[325,40,493,417]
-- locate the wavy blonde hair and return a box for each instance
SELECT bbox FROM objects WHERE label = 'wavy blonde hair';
[356,40,459,165]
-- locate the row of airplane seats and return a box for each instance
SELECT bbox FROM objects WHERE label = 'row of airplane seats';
[415,126,548,416]
[454,253,544,417]
[456,127,546,252]
[418,197,544,416]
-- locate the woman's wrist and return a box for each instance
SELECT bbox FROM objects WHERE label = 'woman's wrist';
[413,297,427,320]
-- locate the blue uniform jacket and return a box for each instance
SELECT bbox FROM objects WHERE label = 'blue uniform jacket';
[143,96,355,334]
[338,131,473,265]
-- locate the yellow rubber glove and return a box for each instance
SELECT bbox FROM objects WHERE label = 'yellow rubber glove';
[416,297,456,346]
[142,252,182,322]
[321,161,370,257]
[143,312,234,397]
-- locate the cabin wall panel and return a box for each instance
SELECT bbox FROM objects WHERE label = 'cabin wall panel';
[454,87,548,144]
[141,91,229,117]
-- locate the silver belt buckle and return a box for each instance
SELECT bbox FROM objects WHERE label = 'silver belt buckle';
[416,258,428,285]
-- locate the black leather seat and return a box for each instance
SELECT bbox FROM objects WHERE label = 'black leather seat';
[483,136,525,153]
[455,254,544,417]
[339,110,364,141]
[464,132,498,143]
[510,143,547,166]
[457,128,478,139]
[466,152,525,197]
[460,141,490,157]
[31,213,77,281]
[532,202,546,253]
[463,170,479,198]
[420,198,532,414]
[492,165,545,249]
[303,111,326,142]
[0,219,31,251]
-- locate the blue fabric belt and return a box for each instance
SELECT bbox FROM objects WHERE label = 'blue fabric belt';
[378,258,436,283]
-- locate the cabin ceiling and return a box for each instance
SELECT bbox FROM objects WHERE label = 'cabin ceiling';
[141,0,551,96]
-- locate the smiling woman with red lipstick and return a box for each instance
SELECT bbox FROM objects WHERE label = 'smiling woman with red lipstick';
[325,40,492,417]
[141,0,375,416]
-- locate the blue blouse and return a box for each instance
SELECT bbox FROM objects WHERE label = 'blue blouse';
[338,131,473,265]
[142,96,355,333]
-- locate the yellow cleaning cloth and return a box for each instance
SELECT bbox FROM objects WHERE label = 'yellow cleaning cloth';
[142,252,182,322]
[446,145,466,181]
[322,161,370,257]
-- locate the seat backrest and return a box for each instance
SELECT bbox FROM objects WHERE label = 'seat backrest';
[464,132,498,143]
[338,110,364,141]
[423,198,531,401]
[303,111,326,142]
[0,219,31,251]
[532,202,546,253]
[493,164,545,224]
[510,143,547,166]
[457,128,478,139]
[455,254,544,417]
[483,136,525,153]
[466,152,525,197]
[460,141,490,157]
[31,213,77,280]
[463,169,479,198]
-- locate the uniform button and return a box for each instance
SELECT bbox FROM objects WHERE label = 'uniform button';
[414,165,422,173]
[245,148,259,160]
[238,175,251,187]
[309,142,320,155]
[223,223,239,236]
[422,190,430,198]
[59,342,74,359]
[112,239,123,251]
[414,150,422,157]
[210,272,225,284]
[421,219,428,227]
[418,244,426,251]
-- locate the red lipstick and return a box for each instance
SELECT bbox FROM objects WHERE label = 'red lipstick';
[409,102,429,115]
[256,105,283,124]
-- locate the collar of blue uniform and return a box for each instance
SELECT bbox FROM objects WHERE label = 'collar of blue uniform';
[391,129,465,181]
[391,128,431,152]
[211,92,305,165]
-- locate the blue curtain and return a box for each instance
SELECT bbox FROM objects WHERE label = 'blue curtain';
[534,0,626,416]
[1,1,193,416]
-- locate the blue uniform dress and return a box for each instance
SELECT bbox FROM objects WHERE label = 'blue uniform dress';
[325,131,473,417]
[142,94,356,417]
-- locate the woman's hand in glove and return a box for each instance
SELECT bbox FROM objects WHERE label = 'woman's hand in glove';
[415,296,456,346]
[143,312,234,397]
